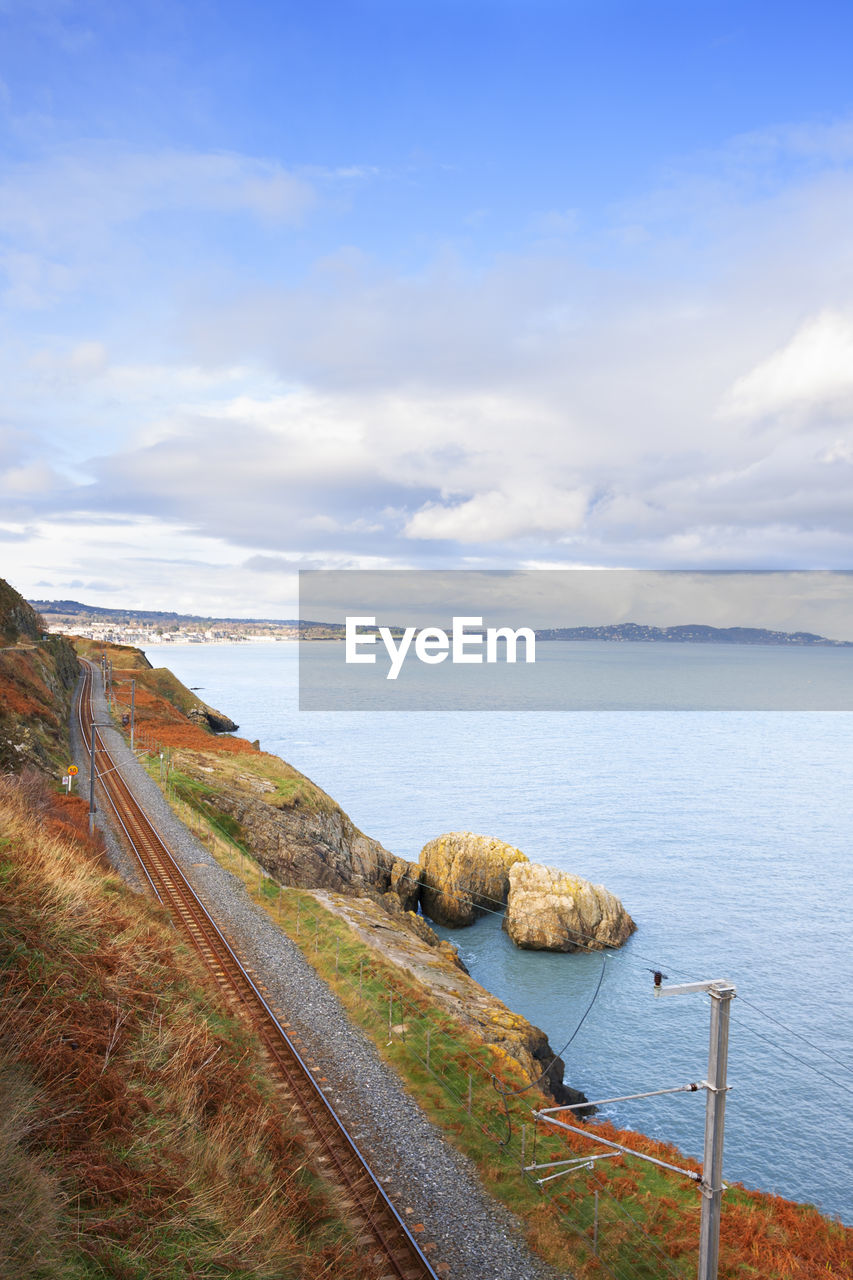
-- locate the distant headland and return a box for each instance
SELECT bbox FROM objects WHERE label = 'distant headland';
[534,622,853,646]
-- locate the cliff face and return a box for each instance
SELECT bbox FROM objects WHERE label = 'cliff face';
[504,862,636,952]
[171,747,419,914]
[419,831,528,927]
[0,579,79,774]
[212,783,396,893]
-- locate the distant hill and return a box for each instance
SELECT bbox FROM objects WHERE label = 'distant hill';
[535,622,852,646]
[29,599,302,626]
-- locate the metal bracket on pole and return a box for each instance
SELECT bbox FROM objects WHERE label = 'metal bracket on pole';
[654,974,736,1280]
[654,978,735,998]
[525,1150,617,1186]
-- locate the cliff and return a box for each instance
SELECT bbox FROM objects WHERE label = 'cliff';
[76,639,587,1107]
[170,745,422,909]
[311,888,588,1108]
[0,578,79,774]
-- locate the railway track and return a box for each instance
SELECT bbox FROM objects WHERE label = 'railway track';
[77,659,442,1280]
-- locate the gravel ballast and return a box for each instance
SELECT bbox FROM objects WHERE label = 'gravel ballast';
[73,669,570,1280]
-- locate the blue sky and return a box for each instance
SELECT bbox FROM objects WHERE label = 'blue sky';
[3,0,853,615]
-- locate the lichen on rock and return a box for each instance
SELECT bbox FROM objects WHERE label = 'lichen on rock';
[504,861,636,952]
[419,831,528,927]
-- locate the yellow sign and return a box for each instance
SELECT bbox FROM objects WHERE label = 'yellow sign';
[67,765,79,776]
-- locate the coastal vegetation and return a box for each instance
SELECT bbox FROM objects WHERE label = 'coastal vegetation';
[86,632,852,1279]
[0,773,366,1280]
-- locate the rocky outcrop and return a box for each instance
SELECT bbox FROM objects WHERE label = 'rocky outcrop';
[419,832,528,927]
[212,787,394,893]
[390,856,421,911]
[314,889,589,1110]
[504,862,636,952]
[187,703,239,734]
[0,579,79,774]
[177,751,420,913]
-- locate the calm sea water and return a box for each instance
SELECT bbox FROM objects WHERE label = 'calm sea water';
[145,642,853,1223]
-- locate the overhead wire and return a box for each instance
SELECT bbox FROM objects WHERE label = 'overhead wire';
[387,868,853,1098]
[492,952,608,1146]
[736,995,853,1073]
[728,1015,853,1098]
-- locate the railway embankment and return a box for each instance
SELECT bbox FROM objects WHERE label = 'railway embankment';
[71,639,565,1280]
[76,634,584,1110]
[0,585,378,1280]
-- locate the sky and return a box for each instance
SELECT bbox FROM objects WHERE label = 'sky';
[2,0,853,619]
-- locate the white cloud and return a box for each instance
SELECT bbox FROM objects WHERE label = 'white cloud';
[819,439,853,464]
[0,147,315,248]
[5,113,853,609]
[406,486,589,543]
[0,249,76,308]
[720,311,853,422]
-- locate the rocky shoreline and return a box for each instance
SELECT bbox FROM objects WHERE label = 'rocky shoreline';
[169,742,592,1108]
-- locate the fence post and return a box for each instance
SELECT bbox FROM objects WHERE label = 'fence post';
[359,957,364,990]
[388,992,393,1040]
[467,1074,473,1114]
[593,1189,599,1256]
[521,1123,526,1169]
[335,938,340,974]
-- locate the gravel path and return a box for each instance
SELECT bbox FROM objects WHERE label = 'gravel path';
[72,667,570,1280]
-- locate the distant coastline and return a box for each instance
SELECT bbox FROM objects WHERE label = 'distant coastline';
[29,599,853,649]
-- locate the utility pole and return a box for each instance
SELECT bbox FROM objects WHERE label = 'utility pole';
[130,679,136,751]
[654,976,736,1280]
[89,721,96,836]
[534,974,737,1280]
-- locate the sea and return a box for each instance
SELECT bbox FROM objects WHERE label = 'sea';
[144,641,853,1224]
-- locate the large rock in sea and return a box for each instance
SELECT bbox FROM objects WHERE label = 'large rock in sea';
[420,831,528,927]
[504,862,636,952]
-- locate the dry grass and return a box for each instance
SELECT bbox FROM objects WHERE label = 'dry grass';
[0,771,372,1280]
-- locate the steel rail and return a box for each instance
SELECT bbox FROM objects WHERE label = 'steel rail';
[76,660,440,1280]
